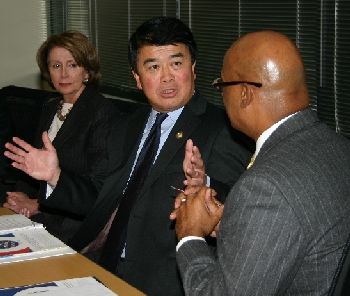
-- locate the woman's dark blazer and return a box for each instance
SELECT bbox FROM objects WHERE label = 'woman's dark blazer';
[31,85,119,243]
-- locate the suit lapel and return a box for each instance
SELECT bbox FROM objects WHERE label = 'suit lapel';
[43,99,59,130]
[51,86,96,149]
[94,107,151,213]
[52,100,84,149]
[120,108,150,185]
[123,106,151,164]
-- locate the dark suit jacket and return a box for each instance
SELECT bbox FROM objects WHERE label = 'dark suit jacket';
[42,92,251,295]
[30,85,118,243]
[177,108,350,295]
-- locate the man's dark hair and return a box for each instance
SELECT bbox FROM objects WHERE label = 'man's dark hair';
[128,16,197,73]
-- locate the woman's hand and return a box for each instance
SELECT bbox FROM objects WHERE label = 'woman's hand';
[4,132,61,186]
[3,191,40,217]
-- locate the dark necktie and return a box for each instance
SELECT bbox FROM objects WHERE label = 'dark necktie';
[99,112,168,271]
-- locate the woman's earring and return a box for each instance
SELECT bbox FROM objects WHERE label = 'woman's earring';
[83,77,89,83]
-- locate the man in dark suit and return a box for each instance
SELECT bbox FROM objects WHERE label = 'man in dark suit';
[4,17,251,295]
[171,30,350,295]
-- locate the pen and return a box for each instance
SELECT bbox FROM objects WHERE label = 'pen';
[170,185,185,193]
[170,186,187,202]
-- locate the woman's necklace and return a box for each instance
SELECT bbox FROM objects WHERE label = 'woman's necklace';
[56,100,73,121]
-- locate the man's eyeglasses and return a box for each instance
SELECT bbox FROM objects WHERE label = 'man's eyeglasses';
[212,77,262,92]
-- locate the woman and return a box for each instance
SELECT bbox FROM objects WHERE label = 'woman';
[3,31,119,243]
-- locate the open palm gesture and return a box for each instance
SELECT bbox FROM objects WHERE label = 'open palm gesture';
[4,132,61,186]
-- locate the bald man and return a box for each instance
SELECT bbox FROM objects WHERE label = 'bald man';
[171,31,350,295]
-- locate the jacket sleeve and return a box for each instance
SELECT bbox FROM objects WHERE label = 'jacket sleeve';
[177,174,304,295]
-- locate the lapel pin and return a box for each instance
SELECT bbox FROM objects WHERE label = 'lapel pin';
[176,131,183,139]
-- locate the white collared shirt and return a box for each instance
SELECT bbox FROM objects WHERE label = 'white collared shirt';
[255,112,295,157]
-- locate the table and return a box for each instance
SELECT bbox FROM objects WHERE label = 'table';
[0,208,144,295]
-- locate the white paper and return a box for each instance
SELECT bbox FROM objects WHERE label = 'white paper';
[0,214,76,264]
[0,277,118,296]
[0,214,42,232]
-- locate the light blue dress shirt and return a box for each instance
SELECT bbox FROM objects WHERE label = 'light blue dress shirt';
[129,107,184,176]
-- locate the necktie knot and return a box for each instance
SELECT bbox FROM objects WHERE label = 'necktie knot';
[155,112,168,127]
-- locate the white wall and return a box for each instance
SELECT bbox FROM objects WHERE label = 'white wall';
[0,0,46,89]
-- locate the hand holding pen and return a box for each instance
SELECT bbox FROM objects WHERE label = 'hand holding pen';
[170,185,222,217]
[169,186,224,239]
[170,186,187,202]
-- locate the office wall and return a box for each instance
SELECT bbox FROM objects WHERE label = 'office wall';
[0,0,46,89]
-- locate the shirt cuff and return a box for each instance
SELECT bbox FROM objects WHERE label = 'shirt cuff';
[45,183,54,199]
[176,236,206,252]
[206,174,210,186]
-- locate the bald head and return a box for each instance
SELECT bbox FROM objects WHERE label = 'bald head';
[222,31,310,139]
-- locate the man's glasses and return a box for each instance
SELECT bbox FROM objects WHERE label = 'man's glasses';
[212,77,262,92]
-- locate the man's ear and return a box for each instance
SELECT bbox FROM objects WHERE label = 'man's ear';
[192,61,196,80]
[240,84,253,108]
[132,70,143,90]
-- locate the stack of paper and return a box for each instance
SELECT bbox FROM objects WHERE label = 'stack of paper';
[0,214,76,264]
[0,276,118,295]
